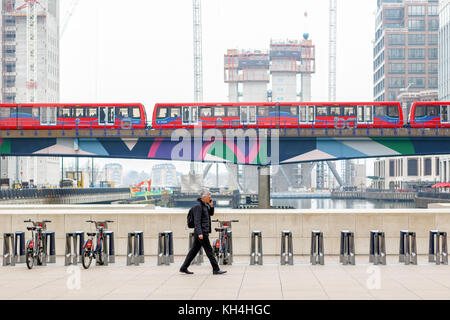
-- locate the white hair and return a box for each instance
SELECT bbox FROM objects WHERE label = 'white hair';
[200,188,211,198]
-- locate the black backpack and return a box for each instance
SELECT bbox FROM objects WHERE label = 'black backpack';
[187,207,195,228]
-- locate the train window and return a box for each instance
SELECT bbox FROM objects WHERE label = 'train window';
[365,106,373,122]
[257,106,269,117]
[0,107,10,118]
[441,106,448,123]
[249,106,256,123]
[88,108,97,117]
[170,107,181,118]
[343,106,356,116]
[374,106,387,116]
[116,107,128,118]
[75,107,85,117]
[358,106,364,122]
[32,107,39,118]
[280,106,298,116]
[192,107,198,122]
[387,106,399,117]
[299,106,307,122]
[308,106,315,122]
[227,107,239,117]
[316,107,328,117]
[20,107,33,116]
[157,107,168,119]
[213,107,225,117]
[427,105,439,117]
[330,106,342,117]
[59,107,72,118]
[132,107,140,118]
[415,106,426,117]
[199,107,212,117]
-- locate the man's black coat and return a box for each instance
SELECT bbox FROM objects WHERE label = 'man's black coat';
[193,198,215,235]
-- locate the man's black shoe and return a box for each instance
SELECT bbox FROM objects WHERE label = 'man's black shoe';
[213,270,227,275]
[180,268,194,274]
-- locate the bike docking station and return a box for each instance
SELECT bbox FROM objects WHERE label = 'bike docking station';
[127,231,144,266]
[157,231,174,265]
[250,230,263,265]
[340,230,356,265]
[429,230,448,265]
[212,219,238,265]
[280,230,294,265]
[188,232,203,265]
[65,231,85,266]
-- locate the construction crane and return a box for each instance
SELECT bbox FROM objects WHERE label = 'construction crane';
[60,0,81,39]
[191,0,203,175]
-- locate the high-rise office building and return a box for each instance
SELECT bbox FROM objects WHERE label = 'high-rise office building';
[374,0,438,107]
[0,0,60,187]
[439,0,450,101]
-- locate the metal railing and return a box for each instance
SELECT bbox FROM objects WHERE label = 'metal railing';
[0,187,130,201]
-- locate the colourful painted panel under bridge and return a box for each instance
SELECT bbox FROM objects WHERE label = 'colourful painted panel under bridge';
[1,137,450,165]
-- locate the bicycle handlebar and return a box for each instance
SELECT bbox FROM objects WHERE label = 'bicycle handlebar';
[212,219,239,223]
[43,220,52,223]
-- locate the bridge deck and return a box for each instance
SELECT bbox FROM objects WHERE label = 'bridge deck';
[2,128,450,138]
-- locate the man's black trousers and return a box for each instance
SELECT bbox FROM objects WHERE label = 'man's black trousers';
[181,233,220,271]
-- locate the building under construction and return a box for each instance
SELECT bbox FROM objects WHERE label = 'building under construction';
[0,0,60,187]
[224,35,318,192]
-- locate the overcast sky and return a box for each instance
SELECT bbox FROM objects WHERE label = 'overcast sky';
[59,0,377,175]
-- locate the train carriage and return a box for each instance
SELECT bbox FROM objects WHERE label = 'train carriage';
[152,102,404,129]
[408,101,450,128]
[0,103,147,130]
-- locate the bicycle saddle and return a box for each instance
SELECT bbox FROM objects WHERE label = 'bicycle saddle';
[27,226,36,231]
[87,232,96,236]
[215,227,227,232]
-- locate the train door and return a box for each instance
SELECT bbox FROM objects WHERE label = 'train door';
[441,105,449,124]
[240,106,256,125]
[99,107,115,125]
[182,106,198,125]
[357,105,373,126]
[299,106,315,124]
[40,107,57,126]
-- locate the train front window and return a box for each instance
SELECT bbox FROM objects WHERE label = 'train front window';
[387,106,399,118]
[427,105,439,117]
[415,106,426,118]
[157,107,168,119]
[170,107,181,118]
[32,107,39,118]
[374,106,387,117]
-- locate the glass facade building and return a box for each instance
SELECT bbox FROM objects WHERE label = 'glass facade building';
[373,0,439,105]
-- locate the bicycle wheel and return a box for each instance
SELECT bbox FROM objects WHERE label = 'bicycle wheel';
[81,248,92,269]
[26,249,34,270]
[37,236,45,266]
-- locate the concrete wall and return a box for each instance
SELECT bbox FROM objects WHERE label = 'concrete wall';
[1,205,450,256]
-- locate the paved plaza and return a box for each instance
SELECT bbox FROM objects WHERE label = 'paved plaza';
[1,255,450,300]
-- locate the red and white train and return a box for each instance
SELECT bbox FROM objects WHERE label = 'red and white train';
[1,101,450,130]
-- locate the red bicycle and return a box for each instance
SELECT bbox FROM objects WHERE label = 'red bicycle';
[24,219,52,269]
[81,220,113,269]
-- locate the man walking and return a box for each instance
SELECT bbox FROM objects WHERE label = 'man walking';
[180,189,227,275]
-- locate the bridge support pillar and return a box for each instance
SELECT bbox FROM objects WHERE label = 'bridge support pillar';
[258,166,270,209]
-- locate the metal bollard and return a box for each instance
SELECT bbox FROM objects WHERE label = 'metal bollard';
[75,231,84,263]
[157,231,172,265]
[250,231,263,265]
[369,230,386,265]
[14,232,25,264]
[127,231,144,266]
[3,233,15,266]
[340,230,355,265]
[280,231,294,265]
[310,231,324,265]
[429,230,448,265]
[45,232,56,264]
[399,230,417,265]
[188,232,203,265]
[65,233,77,266]
[104,231,115,263]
